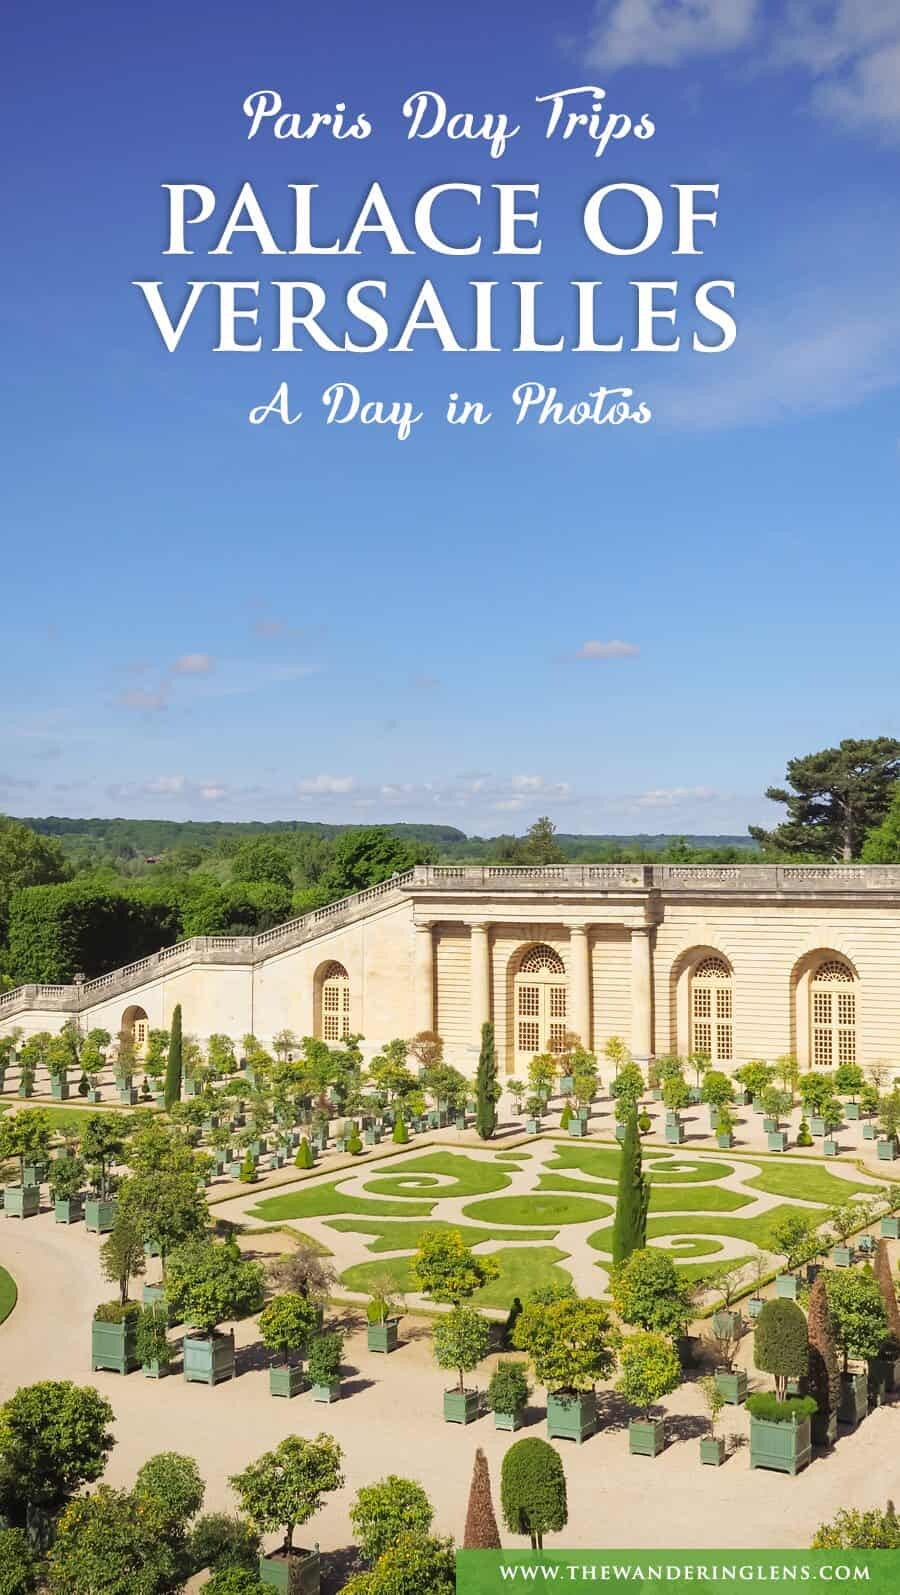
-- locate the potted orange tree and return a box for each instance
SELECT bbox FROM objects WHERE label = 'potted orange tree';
[230,1433,343,1595]
[413,1228,498,1423]
[513,1288,614,1444]
[618,1331,681,1457]
[261,1293,319,1398]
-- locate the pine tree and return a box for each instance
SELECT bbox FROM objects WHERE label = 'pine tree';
[611,1108,649,1266]
[463,1447,501,1549]
[807,1275,840,1446]
[874,1238,900,1341]
[476,1022,499,1140]
[164,1004,183,1111]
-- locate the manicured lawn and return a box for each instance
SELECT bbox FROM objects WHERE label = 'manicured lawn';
[363,1152,511,1199]
[495,1150,527,1161]
[587,1202,818,1257]
[326,1217,556,1252]
[247,1180,435,1223]
[544,1144,735,1185]
[0,1265,17,1324]
[537,1173,749,1212]
[8,1102,142,1134]
[676,1254,756,1284]
[341,1244,572,1309]
[739,1161,875,1205]
[462,1193,613,1227]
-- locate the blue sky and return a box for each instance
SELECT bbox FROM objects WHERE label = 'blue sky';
[2,0,899,837]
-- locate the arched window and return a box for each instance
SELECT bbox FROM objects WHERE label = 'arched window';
[810,959,856,1068]
[690,956,733,1065]
[320,962,350,1042]
[514,944,567,1065]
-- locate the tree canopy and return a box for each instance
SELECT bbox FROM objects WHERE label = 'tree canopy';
[750,738,900,860]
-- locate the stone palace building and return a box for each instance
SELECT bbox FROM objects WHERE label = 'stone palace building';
[2,862,900,1077]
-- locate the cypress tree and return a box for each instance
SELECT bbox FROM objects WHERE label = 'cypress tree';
[874,1237,900,1340]
[610,1108,649,1265]
[476,1021,499,1140]
[807,1275,840,1446]
[463,1447,502,1549]
[164,1004,183,1111]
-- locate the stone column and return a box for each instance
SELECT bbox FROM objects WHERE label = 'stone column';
[469,923,491,1048]
[569,924,591,1048]
[413,920,435,1034]
[630,925,654,1065]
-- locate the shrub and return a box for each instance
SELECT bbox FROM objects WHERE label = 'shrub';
[135,1303,170,1368]
[500,1437,567,1550]
[347,1127,363,1156]
[349,1476,434,1564]
[413,1229,499,1304]
[294,1138,315,1170]
[824,1267,888,1371]
[512,1294,614,1393]
[616,1331,682,1418]
[307,1331,343,1387]
[432,1305,490,1392]
[165,1239,265,1336]
[754,1299,809,1399]
[93,1300,141,1324]
[806,1277,839,1438]
[133,1451,204,1531]
[238,1156,257,1184]
[610,1248,692,1339]
[745,1393,817,1423]
[463,1448,501,1551]
[188,1512,260,1577]
[812,1504,900,1549]
[796,1118,813,1147]
[259,1294,319,1366]
[392,1116,409,1145]
[205,1569,268,1595]
[487,1360,531,1414]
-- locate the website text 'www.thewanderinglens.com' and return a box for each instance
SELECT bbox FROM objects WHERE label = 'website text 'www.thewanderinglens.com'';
[456,1554,899,1595]
[497,1564,870,1582]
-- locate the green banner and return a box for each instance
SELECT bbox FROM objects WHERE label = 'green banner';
[457,1551,900,1595]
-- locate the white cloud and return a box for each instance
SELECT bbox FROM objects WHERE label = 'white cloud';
[119,686,168,713]
[173,653,214,676]
[587,0,900,135]
[198,785,228,802]
[145,775,186,795]
[576,639,640,660]
[635,785,722,808]
[587,0,757,69]
[296,774,355,795]
[494,797,526,812]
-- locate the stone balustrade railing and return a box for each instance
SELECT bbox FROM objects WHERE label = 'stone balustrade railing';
[3,859,900,1019]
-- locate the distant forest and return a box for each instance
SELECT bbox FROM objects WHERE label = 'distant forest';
[20,816,759,871]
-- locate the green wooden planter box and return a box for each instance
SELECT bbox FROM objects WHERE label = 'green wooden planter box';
[118,1086,138,1105]
[717,1132,734,1149]
[767,1131,788,1152]
[442,1388,479,1424]
[493,1406,525,1431]
[810,1117,826,1137]
[311,1380,342,1404]
[700,1435,725,1466]
[525,1119,541,1135]
[881,1216,900,1239]
[665,1120,685,1145]
[629,1417,666,1457]
[51,1078,70,1100]
[752,1096,765,1112]
[141,1282,175,1325]
[832,1245,852,1267]
[845,1101,860,1120]
[813,1409,837,1448]
[838,1369,867,1429]
[748,1296,763,1320]
[863,1122,877,1140]
[92,1316,139,1374]
[615,1124,627,1144]
[85,1198,117,1233]
[651,1088,663,1101]
[568,1119,587,1138]
[227,1161,243,1177]
[367,1319,400,1353]
[749,1416,811,1475]
[708,1107,720,1131]
[546,1389,596,1444]
[712,1310,742,1339]
[714,1367,747,1404]
[577,1106,589,1122]
[878,1138,898,1161]
[202,1116,220,1132]
[775,1273,798,1300]
[5,1184,40,1218]
[183,1330,235,1385]
[858,1234,874,1256]
[87,1088,102,1103]
[688,1086,703,1103]
[23,1163,47,1185]
[364,1127,382,1146]
[823,1138,838,1158]
[54,1195,84,1224]
[142,1359,169,1379]
[558,1075,574,1095]
[762,1116,777,1134]
[259,1545,320,1595]
[269,1364,306,1398]
[868,1355,900,1405]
